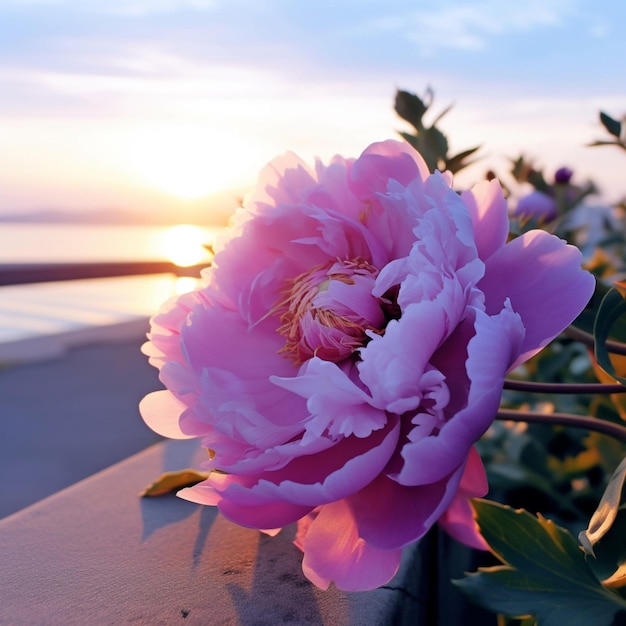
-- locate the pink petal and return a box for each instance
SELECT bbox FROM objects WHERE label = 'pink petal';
[301,499,403,591]
[197,365,307,447]
[199,416,400,512]
[182,302,293,385]
[349,140,430,203]
[271,358,387,439]
[479,230,595,367]
[358,294,461,413]
[395,304,525,486]
[138,390,195,439]
[461,179,509,261]
[244,151,317,208]
[347,463,465,550]
[179,480,313,529]
[437,447,489,551]
[145,290,207,368]
[294,508,319,552]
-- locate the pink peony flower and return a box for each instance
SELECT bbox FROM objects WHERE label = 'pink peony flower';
[140,140,595,591]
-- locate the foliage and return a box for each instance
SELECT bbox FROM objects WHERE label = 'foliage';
[579,456,626,589]
[589,112,626,153]
[393,86,626,623]
[394,87,480,174]
[455,500,626,625]
[595,288,626,385]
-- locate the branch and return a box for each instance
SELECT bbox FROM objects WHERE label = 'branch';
[503,379,626,394]
[496,408,626,445]
[565,325,626,356]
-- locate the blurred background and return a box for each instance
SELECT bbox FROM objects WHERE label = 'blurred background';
[2,0,626,517]
[3,0,626,225]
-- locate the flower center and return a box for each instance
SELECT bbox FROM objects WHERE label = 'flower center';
[274,258,384,364]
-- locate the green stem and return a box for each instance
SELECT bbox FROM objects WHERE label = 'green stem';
[496,408,626,445]
[565,325,626,356]
[503,379,626,394]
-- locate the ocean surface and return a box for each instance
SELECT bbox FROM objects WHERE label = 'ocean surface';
[0,223,222,355]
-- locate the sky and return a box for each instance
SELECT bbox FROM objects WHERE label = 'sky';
[1,0,626,225]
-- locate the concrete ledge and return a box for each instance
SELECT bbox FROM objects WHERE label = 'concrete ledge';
[0,439,428,625]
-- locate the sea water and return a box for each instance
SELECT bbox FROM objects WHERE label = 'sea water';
[0,223,221,353]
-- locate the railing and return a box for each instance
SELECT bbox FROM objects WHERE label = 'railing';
[0,261,206,285]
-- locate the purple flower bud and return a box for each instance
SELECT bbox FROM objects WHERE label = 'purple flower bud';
[554,167,573,185]
[513,190,558,223]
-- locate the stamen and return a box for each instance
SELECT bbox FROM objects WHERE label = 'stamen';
[271,257,384,364]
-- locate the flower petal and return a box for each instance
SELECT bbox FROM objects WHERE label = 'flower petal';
[461,179,509,261]
[138,390,195,439]
[437,446,489,550]
[480,230,595,366]
[301,499,403,591]
[271,358,387,439]
[358,287,464,413]
[349,140,429,203]
[347,462,465,550]
[394,303,525,485]
[199,415,400,512]
[179,474,313,529]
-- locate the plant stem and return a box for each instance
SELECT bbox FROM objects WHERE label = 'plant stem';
[565,325,626,356]
[503,379,626,394]
[496,408,626,444]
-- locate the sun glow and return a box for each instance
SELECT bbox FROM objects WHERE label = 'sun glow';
[124,126,261,200]
[160,224,214,267]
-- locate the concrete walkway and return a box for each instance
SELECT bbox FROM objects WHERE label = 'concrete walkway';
[0,438,430,625]
[0,331,164,518]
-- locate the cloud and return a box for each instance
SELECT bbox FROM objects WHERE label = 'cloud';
[0,0,221,13]
[85,0,221,16]
[353,0,579,55]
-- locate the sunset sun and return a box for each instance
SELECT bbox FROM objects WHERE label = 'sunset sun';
[160,223,214,267]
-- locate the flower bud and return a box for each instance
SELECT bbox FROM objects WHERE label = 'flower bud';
[554,167,573,185]
[513,190,558,224]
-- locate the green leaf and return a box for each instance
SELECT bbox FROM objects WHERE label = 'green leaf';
[445,145,481,174]
[421,125,449,171]
[510,155,530,182]
[394,89,428,130]
[526,169,550,194]
[571,280,612,336]
[579,457,626,587]
[140,468,210,497]
[600,112,622,139]
[594,288,626,384]
[580,457,626,555]
[454,499,626,625]
[587,515,626,591]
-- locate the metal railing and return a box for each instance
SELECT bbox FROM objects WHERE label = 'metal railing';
[0,261,206,286]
